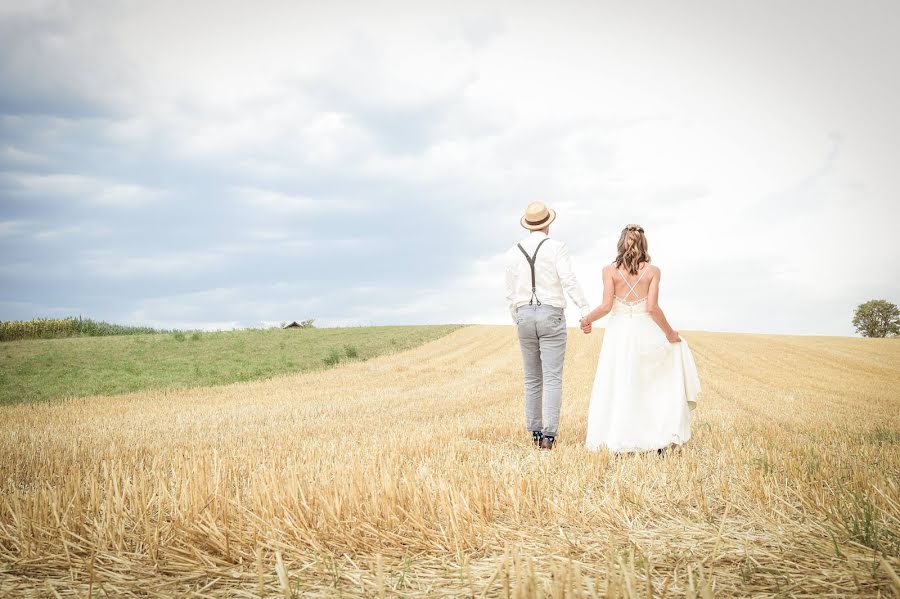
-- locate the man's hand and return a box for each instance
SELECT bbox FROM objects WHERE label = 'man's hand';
[580,318,592,334]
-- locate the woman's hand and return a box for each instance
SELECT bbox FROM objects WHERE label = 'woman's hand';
[667,330,682,343]
[580,318,592,334]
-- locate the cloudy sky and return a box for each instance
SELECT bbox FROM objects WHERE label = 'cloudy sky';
[1,0,898,335]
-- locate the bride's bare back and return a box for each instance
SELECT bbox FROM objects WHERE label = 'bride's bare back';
[611,262,655,304]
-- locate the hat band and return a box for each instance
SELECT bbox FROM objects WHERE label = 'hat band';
[525,213,550,226]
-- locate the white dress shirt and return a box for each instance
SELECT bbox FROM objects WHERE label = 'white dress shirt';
[504,231,591,322]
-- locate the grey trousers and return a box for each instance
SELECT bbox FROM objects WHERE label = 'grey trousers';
[515,303,568,437]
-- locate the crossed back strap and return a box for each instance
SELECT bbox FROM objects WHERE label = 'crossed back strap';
[618,266,649,299]
[517,238,550,305]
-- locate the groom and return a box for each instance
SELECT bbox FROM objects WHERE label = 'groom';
[505,202,591,450]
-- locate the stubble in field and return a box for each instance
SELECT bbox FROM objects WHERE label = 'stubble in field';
[1,326,898,597]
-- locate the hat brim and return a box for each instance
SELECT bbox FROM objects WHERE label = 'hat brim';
[520,208,557,230]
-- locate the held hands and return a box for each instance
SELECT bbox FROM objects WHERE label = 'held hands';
[580,317,592,334]
[667,330,682,343]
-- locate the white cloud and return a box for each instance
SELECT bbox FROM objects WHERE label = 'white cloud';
[0,300,82,318]
[79,249,224,278]
[327,251,510,326]
[301,111,374,167]
[231,185,373,217]
[0,144,46,165]
[1,0,898,335]
[244,229,291,242]
[33,223,110,241]
[0,219,32,238]
[231,186,319,213]
[5,173,164,207]
[118,284,322,330]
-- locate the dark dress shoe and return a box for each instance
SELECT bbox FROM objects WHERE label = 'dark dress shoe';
[539,435,556,450]
[531,431,543,447]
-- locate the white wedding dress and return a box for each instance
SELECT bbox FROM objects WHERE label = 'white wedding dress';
[585,270,701,453]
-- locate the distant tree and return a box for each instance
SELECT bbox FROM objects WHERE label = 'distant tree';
[852,299,899,338]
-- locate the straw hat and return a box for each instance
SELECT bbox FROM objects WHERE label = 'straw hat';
[520,202,557,230]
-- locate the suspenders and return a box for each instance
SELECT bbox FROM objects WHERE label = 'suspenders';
[517,238,550,305]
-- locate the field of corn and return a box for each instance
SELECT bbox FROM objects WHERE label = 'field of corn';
[0,325,898,597]
[0,317,167,342]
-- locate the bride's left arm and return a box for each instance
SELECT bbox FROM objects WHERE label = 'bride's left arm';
[647,267,680,342]
[581,265,615,326]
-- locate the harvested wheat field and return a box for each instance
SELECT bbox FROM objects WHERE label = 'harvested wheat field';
[1,326,898,597]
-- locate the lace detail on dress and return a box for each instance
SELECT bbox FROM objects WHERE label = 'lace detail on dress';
[611,296,650,317]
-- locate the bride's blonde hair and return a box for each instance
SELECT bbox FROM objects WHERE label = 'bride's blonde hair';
[614,224,650,275]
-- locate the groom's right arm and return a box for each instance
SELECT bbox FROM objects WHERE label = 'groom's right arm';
[555,242,591,319]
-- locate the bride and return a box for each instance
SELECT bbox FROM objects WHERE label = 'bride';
[579,225,700,453]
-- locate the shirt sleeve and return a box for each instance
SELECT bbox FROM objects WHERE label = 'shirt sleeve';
[504,252,518,323]
[556,242,590,317]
